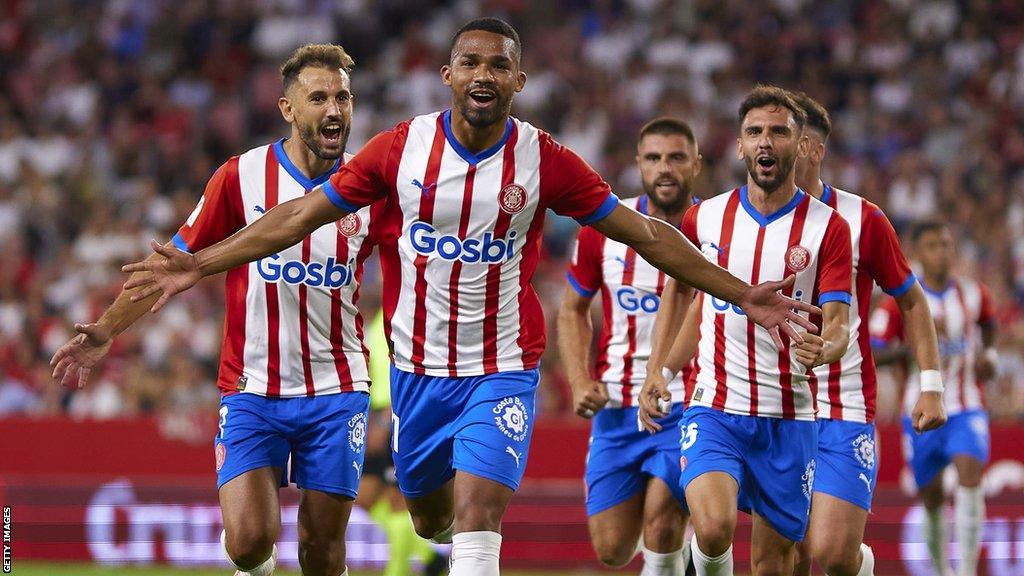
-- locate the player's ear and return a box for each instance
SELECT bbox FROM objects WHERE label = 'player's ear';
[515,70,527,92]
[694,153,704,176]
[441,64,452,87]
[816,142,826,164]
[798,133,810,157]
[736,138,743,160]
[278,96,294,123]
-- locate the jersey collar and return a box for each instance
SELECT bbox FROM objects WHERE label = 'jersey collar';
[820,184,834,206]
[272,138,341,190]
[739,185,806,227]
[442,110,514,166]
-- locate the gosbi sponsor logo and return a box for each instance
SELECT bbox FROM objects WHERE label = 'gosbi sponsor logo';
[257,254,356,288]
[616,287,660,313]
[408,221,517,263]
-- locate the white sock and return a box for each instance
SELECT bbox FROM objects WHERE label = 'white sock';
[641,545,686,576]
[923,507,950,575]
[955,486,984,576]
[854,543,875,576]
[450,530,501,576]
[338,569,348,576]
[221,529,277,576]
[430,520,455,544]
[690,534,733,576]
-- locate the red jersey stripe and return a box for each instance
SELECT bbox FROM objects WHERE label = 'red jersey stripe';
[483,124,520,372]
[712,191,741,410]
[778,196,811,419]
[746,227,766,416]
[619,247,639,406]
[264,146,282,397]
[446,165,477,376]
[298,235,315,396]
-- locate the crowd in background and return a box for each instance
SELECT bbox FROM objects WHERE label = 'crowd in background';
[1,0,1024,423]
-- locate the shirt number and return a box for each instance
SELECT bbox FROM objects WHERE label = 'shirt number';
[681,423,699,450]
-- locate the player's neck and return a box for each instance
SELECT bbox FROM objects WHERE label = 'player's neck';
[800,177,825,199]
[647,203,686,224]
[922,271,952,293]
[448,109,509,153]
[745,178,799,216]
[282,137,338,181]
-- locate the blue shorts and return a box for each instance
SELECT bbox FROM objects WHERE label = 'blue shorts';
[214,391,370,498]
[680,406,817,543]
[389,366,538,498]
[902,409,990,489]
[812,419,878,511]
[585,402,688,517]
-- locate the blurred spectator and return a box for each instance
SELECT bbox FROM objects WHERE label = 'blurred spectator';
[2,0,1023,422]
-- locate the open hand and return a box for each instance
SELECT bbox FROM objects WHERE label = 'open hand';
[49,323,113,389]
[740,276,821,350]
[121,240,202,313]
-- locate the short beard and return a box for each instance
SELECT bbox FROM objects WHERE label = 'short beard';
[744,153,796,193]
[457,96,510,128]
[644,181,692,214]
[298,123,348,161]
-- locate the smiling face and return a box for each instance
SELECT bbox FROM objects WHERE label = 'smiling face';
[442,30,526,129]
[737,105,805,193]
[279,65,353,160]
[636,133,701,213]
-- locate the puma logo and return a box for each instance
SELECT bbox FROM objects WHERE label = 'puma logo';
[411,179,437,197]
[505,446,523,468]
[859,472,871,493]
[353,461,362,476]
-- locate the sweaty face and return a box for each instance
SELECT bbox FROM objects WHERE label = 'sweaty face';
[916,228,955,278]
[636,133,700,213]
[445,30,524,128]
[738,105,802,193]
[285,66,353,160]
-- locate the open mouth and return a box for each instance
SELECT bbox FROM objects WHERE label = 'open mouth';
[468,89,497,107]
[320,123,342,144]
[756,156,777,169]
[654,178,678,192]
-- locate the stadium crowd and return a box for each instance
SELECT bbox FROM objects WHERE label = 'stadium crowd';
[1,0,1024,423]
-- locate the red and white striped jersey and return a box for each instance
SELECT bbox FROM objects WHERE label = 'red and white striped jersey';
[683,186,853,421]
[322,111,617,377]
[814,185,916,423]
[869,278,995,415]
[175,140,380,398]
[567,195,686,408]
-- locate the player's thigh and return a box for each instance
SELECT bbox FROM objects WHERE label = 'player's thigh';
[642,476,688,552]
[355,474,385,510]
[587,490,644,566]
[751,511,797,576]
[453,469,515,533]
[685,471,739,544]
[805,492,868,568]
[215,393,291,492]
[219,466,284,549]
[297,488,354,546]
[404,479,455,536]
[290,392,369,499]
[679,407,744,542]
[952,454,985,487]
[902,415,950,491]
[813,419,878,512]
[948,410,990,487]
[389,367,461,498]
[744,417,817,545]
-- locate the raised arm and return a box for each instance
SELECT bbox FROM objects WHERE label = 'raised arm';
[590,204,819,346]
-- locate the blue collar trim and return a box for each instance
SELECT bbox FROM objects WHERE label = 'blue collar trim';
[442,110,513,165]
[820,184,833,205]
[273,139,340,189]
[638,195,649,215]
[739,185,806,227]
[920,278,953,298]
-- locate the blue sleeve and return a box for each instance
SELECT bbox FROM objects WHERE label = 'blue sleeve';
[322,179,363,214]
[818,291,852,306]
[566,272,598,298]
[575,194,620,225]
[882,273,917,297]
[172,233,192,254]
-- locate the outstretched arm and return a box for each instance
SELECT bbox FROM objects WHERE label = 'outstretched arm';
[50,243,175,389]
[123,191,347,312]
[590,204,819,346]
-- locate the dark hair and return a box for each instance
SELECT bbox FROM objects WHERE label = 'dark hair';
[280,44,355,92]
[911,220,949,243]
[789,91,831,139]
[450,17,522,62]
[738,84,807,129]
[639,117,697,147]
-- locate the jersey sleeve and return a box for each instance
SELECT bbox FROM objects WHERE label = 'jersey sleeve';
[174,157,246,253]
[538,132,619,224]
[978,282,996,326]
[322,126,405,212]
[566,226,603,297]
[862,205,916,296]
[815,212,853,306]
[869,296,905,347]
[681,203,701,246]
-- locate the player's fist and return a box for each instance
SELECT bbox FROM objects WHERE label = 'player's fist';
[913,391,947,433]
[49,322,114,390]
[638,370,672,434]
[794,332,826,369]
[572,380,609,419]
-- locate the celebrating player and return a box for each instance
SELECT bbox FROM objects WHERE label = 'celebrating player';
[557,118,701,575]
[119,20,818,576]
[871,220,996,576]
[50,45,375,576]
[639,86,853,576]
[786,92,945,576]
